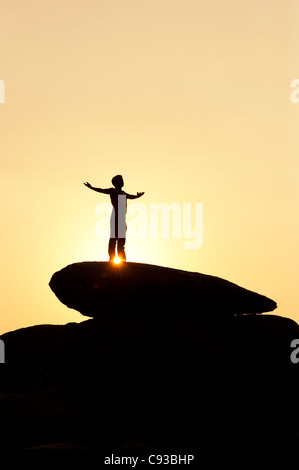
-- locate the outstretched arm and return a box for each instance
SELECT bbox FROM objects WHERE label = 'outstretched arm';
[83,182,111,194]
[126,192,145,200]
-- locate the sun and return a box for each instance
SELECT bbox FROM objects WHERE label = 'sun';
[113,256,122,264]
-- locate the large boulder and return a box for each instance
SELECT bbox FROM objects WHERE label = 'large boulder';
[1,262,291,452]
[1,314,299,451]
[49,262,277,317]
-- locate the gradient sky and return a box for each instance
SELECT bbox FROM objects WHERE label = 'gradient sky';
[0,0,298,334]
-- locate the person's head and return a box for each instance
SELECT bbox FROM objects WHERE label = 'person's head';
[112,174,124,189]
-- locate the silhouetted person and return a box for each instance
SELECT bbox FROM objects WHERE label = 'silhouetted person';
[84,175,144,262]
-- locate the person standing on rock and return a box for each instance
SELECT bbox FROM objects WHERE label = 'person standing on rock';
[84,175,144,262]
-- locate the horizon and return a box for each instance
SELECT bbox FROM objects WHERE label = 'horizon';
[1,0,299,334]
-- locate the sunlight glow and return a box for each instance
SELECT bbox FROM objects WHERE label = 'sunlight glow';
[113,257,122,264]
[0,0,298,334]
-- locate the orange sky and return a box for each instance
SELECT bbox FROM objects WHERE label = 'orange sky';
[0,0,298,333]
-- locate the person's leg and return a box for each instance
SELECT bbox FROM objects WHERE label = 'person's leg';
[108,238,116,261]
[117,238,126,261]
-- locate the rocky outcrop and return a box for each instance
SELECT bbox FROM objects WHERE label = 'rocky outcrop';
[49,262,277,317]
[1,312,299,451]
[0,262,297,453]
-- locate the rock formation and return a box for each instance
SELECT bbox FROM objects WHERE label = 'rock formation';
[49,262,277,317]
[0,262,298,455]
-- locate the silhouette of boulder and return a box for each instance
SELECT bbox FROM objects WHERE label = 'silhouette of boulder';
[1,262,296,453]
[0,312,299,452]
[49,262,277,317]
